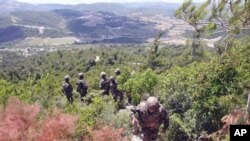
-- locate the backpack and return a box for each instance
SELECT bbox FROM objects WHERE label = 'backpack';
[77,80,88,94]
[62,82,73,94]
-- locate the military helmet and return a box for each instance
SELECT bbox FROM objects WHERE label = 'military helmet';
[100,72,106,77]
[78,73,84,78]
[146,97,159,112]
[109,76,115,81]
[115,69,121,75]
[64,75,70,81]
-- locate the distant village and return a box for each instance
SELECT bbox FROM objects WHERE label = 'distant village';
[0,47,58,57]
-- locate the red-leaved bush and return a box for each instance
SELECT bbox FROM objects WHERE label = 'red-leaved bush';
[37,109,78,141]
[85,126,128,141]
[0,97,40,141]
[0,97,77,141]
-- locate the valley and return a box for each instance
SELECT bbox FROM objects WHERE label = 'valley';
[0,0,198,46]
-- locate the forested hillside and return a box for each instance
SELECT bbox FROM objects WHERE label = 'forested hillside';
[0,1,182,44]
[0,0,249,141]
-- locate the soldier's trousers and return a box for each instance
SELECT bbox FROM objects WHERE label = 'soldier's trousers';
[112,91,124,102]
[141,127,159,141]
[79,92,87,101]
[65,93,74,103]
[101,90,109,95]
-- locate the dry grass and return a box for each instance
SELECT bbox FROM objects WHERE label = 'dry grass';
[17,37,79,46]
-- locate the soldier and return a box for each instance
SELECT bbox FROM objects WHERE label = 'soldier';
[110,76,123,102]
[115,68,132,105]
[130,97,169,141]
[114,69,128,101]
[99,72,110,95]
[76,73,88,102]
[62,75,74,103]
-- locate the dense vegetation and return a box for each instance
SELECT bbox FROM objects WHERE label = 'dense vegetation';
[0,0,249,141]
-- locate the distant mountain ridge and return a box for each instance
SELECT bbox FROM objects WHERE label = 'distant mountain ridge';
[0,0,186,44]
[0,0,180,15]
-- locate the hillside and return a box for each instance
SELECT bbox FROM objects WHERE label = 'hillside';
[0,0,189,45]
[67,11,159,43]
[0,0,249,140]
[0,10,68,43]
[0,37,249,141]
[0,10,161,44]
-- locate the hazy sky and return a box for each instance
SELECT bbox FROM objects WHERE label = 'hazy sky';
[16,0,206,4]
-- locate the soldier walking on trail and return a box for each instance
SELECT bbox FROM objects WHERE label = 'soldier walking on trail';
[62,75,74,104]
[99,72,110,95]
[76,73,88,102]
[130,97,169,141]
[114,69,128,102]
[110,76,123,102]
[115,68,132,104]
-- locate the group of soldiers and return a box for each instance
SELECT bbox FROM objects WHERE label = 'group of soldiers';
[61,69,169,141]
[61,73,88,103]
[99,69,124,102]
[61,69,123,104]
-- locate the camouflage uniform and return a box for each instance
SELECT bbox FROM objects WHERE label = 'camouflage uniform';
[62,76,74,103]
[77,73,88,102]
[99,72,110,95]
[110,76,123,102]
[130,97,169,141]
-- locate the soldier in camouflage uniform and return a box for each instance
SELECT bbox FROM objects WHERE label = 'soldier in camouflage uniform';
[114,69,129,103]
[130,97,169,141]
[99,72,110,95]
[115,68,132,104]
[110,76,123,102]
[76,73,88,102]
[62,75,74,103]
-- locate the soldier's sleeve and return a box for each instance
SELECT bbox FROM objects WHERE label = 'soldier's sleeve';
[161,108,169,130]
[61,83,64,93]
[76,81,80,92]
[83,81,88,92]
[99,80,103,89]
[85,83,88,90]
[84,81,88,88]
[70,84,73,92]
[129,105,137,119]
